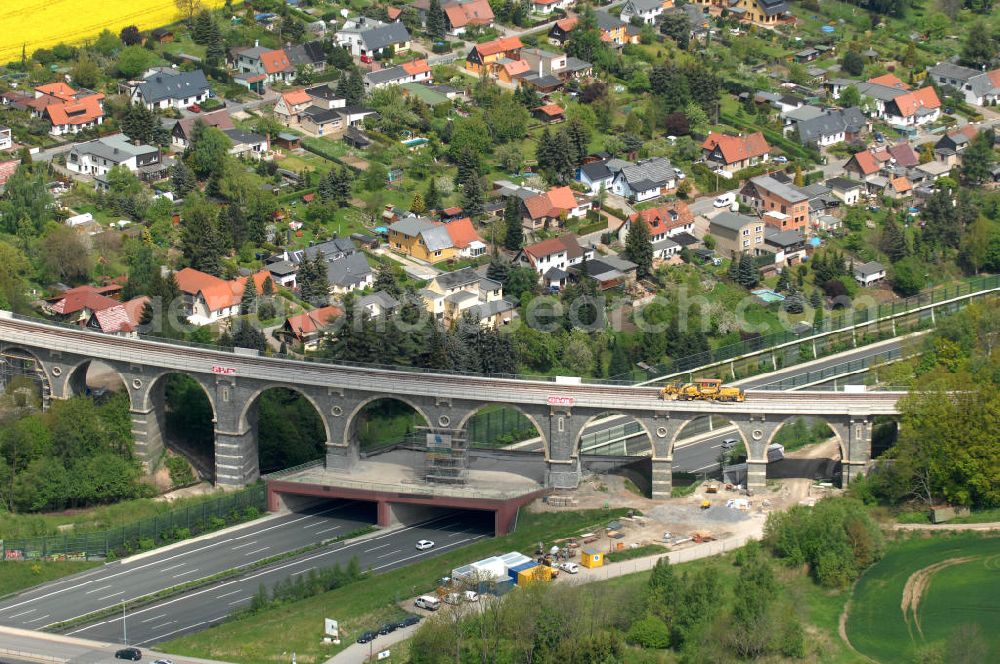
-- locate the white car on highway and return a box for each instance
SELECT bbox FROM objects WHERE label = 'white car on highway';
[415,539,435,550]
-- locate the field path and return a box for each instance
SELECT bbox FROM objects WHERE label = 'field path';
[900,556,977,639]
[894,522,1000,531]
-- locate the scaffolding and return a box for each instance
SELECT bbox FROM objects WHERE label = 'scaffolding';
[420,427,468,485]
[0,349,49,409]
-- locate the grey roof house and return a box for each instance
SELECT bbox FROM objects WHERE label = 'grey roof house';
[131,69,211,110]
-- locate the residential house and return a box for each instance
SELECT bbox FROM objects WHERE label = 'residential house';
[465,36,523,77]
[388,217,483,263]
[928,62,1000,107]
[827,177,863,206]
[611,157,677,202]
[230,44,296,88]
[286,40,327,73]
[359,291,400,317]
[623,201,695,260]
[576,159,621,195]
[0,126,12,151]
[596,11,639,46]
[265,259,298,288]
[792,107,867,147]
[443,0,495,35]
[299,106,345,137]
[854,261,886,287]
[531,0,572,14]
[281,305,342,350]
[86,296,151,336]
[304,83,348,110]
[444,217,487,258]
[934,125,978,165]
[66,134,161,180]
[174,268,272,325]
[761,228,807,269]
[285,238,374,294]
[701,131,770,173]
[739,175,809,233]
[336,18,411,58]
[363,59,432,92]
[883,87,941,129]
[887,176,913,200]
[130,68,211,110]
[274,88,315,126]
[548,17,578,45]
[517,234,595,289]
[572,255,637,290]
[171,109,234,149]
[28,83,104,137]
[223,128,269,159]
[46,285,149,337]
[708,211,765,258]
[521,186,592,230]
[843,150,880,181]
[420,267,515,327]
[620,0,666,25]
[730,0,791,26]
[534,104,565,123]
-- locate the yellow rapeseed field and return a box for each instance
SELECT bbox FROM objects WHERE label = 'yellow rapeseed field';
[0,0,227,64]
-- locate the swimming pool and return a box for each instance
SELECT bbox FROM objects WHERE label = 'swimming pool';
[752,288,786,303]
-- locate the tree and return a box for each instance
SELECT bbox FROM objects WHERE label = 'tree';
[121,102,164,146]
[117,45,157,79]
[179,195,225,276]
[427,0,446,40]
[959,129,996,186]
[626,615,671,648]
[461,174,485,218]
[776,268,791,293]
[783,290,805,314]
[337,68,365,106]
[204,20,225,66]
[503,197,524,251]
[424,177,441,213]
[221,204,248,251]
[486,255,510,284]
[410,191,426,215]
[185,124,231,180]
[891,257,926,296]
[841,50,865,77]
[880,215,909,262]
[41,226,92,284]
[175,0,204,24]
[659,12,691,49]
[70,53,101,89]
[839,84,862,108]
[960,215,991,275]
[960,21,997,69]
[738,253,759,288]
[624,218,653,279]
[119,25,142,46]
[240,277,257,315]
[171,160,196,196]
[607,338,630,378]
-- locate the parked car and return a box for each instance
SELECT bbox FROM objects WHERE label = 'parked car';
[378,623,397,635]
[714,192,736,208]
[357,631,377,644]
[397,615,422,628]
[115,648,142,661]
[558,562,580,574]
[874,132,885,143]
[673,167,686,180]
[187,103,200,113]
[415,539,435,550]
[415,595,441,611]
[773,155,788,164]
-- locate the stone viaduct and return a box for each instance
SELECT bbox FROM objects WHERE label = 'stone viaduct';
[0,314,903,498]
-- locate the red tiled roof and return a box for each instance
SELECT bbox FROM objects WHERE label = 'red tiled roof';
[524,236,570,259]
[281,89,312,107]
[284,306,343,339]
[850,151,879,175]
[533,0,560,4]
[535,104,565,116]
[0,159,19,187]
[701,131,770,165]
[867,73,910,91]
[503,59,530,77]
[444,0,494,29]
[401,59,431,76]
[629,201,694,236]
[524,186,580,219]
[887,143,919,168]
[91,296,149,334]
[261,49,293,74]
[474,36,522,57]
[546,186,577,210]
[45,94,104,127]
[891,176,912,193]
[444,217,482,249]
[176,109,234,138]
[891,87,940,118]
[175,269,271,313]
[49,285,119,316]
[988,69,1000,88]
[387,7,403,20]
[555,17,577,32]
[35,82,77,101]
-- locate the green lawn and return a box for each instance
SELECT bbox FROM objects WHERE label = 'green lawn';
[161,507,632,663]
[846,533,1000,663]
[0,561,99,597]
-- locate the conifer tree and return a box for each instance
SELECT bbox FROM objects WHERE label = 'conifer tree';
[503,197,524,251]
[461,174,485,218]
[240,277,257,315]
[624,217,653,278]
[425,177,441,213]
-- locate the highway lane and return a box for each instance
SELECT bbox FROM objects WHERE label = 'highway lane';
[735,338,907,389]
[65,513,494,647]
[0,501,376,630]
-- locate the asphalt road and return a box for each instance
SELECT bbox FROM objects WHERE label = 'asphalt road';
[65,513,493,647]
[0,501,377,631]
[735,338,906,389]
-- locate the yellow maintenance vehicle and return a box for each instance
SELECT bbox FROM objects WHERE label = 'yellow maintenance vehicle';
[660,378,745,403]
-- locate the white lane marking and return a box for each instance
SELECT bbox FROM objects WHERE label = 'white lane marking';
[377,549,403,559]
[160,563,186,572]
[690,461,721,472]
[136,620,207,644]
[302,521,326,529]
[23,614,50,625]
[0,506,357,613]
[216,590,243,599]
[152,620,176,630]
[173,569,200,578]
[315,525,341,535]
[290,567,316,577]
[231,540,258,550]
[141,614,167,624]
[85,584,112,595]
[8,609,35,618]
[243,547,270,557]
[227,598,248,606]
[70,516,461,628]
[97,591,125,601]
[364,543,391,553]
